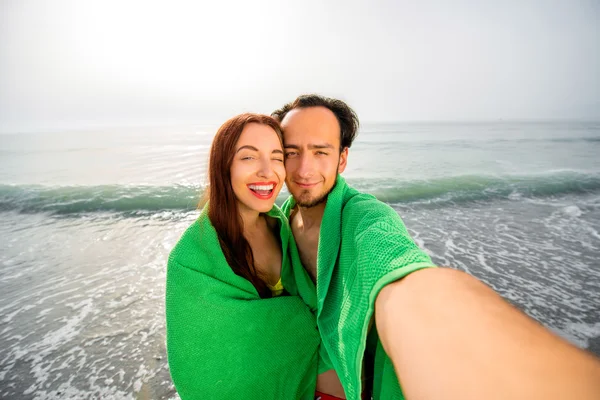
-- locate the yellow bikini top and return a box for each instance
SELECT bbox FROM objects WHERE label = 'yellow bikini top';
[267,278,284,297]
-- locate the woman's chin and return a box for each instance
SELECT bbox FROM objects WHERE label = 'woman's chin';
[249,191,280,213]
[238,198,276,214]
[254,202,275,213]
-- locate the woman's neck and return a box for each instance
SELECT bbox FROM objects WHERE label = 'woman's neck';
[239,206,265,236]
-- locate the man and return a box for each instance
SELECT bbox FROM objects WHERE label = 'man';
[273,94,600,400]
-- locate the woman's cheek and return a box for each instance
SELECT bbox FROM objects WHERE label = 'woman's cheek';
[276,163,286,181]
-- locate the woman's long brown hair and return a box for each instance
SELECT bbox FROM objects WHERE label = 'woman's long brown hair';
[206,113,283,298]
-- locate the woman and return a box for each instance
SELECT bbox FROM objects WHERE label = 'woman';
[166,114,322,399]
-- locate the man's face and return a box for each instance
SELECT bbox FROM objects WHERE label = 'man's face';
[281,107,348,208]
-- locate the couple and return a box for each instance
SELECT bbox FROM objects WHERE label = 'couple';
[166,95,600,400]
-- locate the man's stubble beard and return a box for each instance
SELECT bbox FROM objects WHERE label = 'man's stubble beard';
[294,164,339,209]
[295,187,332,208]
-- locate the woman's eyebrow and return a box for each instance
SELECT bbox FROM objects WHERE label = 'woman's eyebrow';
[235,145,259,153]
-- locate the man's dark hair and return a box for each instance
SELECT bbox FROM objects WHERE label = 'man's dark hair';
[271,94,360,150]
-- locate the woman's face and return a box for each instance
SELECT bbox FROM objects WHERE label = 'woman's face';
[230,123,286,214]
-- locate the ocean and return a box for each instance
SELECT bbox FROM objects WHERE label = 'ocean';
[1,121,599,399]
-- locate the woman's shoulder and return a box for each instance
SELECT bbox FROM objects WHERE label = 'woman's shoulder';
[173,218,201,247]
[169,213,219,269]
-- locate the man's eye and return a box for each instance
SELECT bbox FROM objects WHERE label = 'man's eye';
[316,151,328,156]
[285,152,298,158]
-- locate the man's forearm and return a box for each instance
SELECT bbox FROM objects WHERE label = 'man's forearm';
[375,267,600,400]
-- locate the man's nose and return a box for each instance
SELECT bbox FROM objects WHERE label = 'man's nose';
[296,153,314,179]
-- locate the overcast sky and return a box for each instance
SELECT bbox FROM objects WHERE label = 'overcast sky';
[0,0,598,132]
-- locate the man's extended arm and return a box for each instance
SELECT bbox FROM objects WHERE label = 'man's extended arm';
[375,267,600,400]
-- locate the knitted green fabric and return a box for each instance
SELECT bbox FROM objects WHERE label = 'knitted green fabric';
[282,175,436,400]
[166,205,320,400]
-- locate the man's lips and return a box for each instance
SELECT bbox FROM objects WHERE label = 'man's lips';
[294,181,320,188]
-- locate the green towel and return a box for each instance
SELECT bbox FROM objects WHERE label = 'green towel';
[282,175,436,400]
[166,205,321,400]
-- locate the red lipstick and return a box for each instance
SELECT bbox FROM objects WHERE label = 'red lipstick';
[247,181,277,200]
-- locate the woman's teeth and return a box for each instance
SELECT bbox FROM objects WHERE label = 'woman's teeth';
[248,184,274,191]
[248,184,275,197]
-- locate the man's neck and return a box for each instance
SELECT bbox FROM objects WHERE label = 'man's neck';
[295,201,326,231]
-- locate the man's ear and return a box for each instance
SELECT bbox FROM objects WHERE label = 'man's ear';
[338,147,348,173]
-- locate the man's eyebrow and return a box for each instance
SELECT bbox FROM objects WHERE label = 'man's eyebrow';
[308,143,335,150]
[235,145,258,153]
[283,143,335,150]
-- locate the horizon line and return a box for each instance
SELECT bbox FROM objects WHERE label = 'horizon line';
[1,117,599,135]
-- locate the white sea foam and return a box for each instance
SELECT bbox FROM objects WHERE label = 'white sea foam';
[0,213,181,399]
[563,205,583,217]
[551,322,600,350]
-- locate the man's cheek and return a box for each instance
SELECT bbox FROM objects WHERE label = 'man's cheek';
[286,161,299,174]
[320,159,333,173]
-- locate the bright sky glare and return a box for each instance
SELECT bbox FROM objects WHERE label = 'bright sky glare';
[0,0,598,132]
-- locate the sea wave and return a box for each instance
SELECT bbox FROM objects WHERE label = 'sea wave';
[1,171,599,214]
[0,184,203,214]
[352,171,600,204]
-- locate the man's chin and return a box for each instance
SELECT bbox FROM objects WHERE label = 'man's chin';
[294,192,328,208]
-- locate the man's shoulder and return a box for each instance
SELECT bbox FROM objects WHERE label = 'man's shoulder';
[341,187,400,227]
